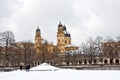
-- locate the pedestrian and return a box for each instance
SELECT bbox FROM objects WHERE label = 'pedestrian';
[20,65,23,71]
[26,65,28,72]
[28,64,30,71]
[26,64,30,72]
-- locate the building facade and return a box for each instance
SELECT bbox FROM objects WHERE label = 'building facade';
[101,41,120,64]
[34,22,79,55]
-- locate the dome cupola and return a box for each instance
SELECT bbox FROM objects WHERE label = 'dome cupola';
[63,25,66,31]
[58,21,63,27]
[64,31,71,37]
[36,26,40,32]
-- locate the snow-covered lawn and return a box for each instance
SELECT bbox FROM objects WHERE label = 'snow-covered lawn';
[0,63,120,80]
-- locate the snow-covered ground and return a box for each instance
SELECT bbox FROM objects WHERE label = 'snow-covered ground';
[30,63,60,71]
[0,63,120,80]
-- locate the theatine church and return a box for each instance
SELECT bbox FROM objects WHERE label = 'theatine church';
[34,22,79,55]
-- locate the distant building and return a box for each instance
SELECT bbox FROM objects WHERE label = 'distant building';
[101,41,120,64]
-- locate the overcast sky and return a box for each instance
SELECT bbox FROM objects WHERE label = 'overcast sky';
[0,0,120,45]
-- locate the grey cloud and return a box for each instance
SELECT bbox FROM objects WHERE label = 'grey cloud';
[0,0,23,31]
[0,0,22,19]
[12,0,76,43]
[0,0,120,45]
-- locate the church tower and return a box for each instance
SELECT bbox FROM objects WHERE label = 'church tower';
[63,25,71,47]
[57,22,65,53]
[35,26,42,54]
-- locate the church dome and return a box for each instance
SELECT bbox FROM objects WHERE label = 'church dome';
[58,21,63,27]
[36,26,40,32]
[68,33,71,37]
[63,25,66,31]
[64,31,71,37]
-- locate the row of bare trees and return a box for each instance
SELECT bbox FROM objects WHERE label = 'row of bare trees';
[80,36,103,61]
[0,30,120,66]
[0,31,15,66]
[0,31,36,67]
[64,36,120,65]
[0,31,60,67]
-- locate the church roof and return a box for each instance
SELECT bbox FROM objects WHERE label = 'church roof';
[64,31,71,37]
[63,25,66,31]
[58,21,63,27]
[36,26,40,32]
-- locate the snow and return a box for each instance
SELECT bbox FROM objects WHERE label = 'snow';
[65,44,75,47]
[0,63,120,80]
[30,63,60,71]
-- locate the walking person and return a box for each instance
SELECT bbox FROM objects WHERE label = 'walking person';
[20,65,23,71]
[28,64,30,71]
[26,65,28,72]
[26,64,30,72]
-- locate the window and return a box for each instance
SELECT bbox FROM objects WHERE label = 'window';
[58,39,60,43]
[65,40,67,44]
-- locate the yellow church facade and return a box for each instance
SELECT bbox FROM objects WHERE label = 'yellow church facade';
[34,22,79,55]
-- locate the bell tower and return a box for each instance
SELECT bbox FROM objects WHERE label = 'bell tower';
[64,25,71,46]
[57,22,65,53]
[35,26,42,54]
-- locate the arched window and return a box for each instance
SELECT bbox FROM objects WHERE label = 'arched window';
[58,39,60,43]
[94,60,97,64]
[115,59,119,64]
[104,60,108,64]
[110,59,113,64]
[89,60,92,64]
[65,40,67,44]
[79,61,82,65]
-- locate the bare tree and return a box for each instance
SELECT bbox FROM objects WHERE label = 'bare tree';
[80,42,88,56]
[86,37,96,63]
[95,36,103,55]
[18,41,35,67]
[0,31,15,66]
[94,36,103,59]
